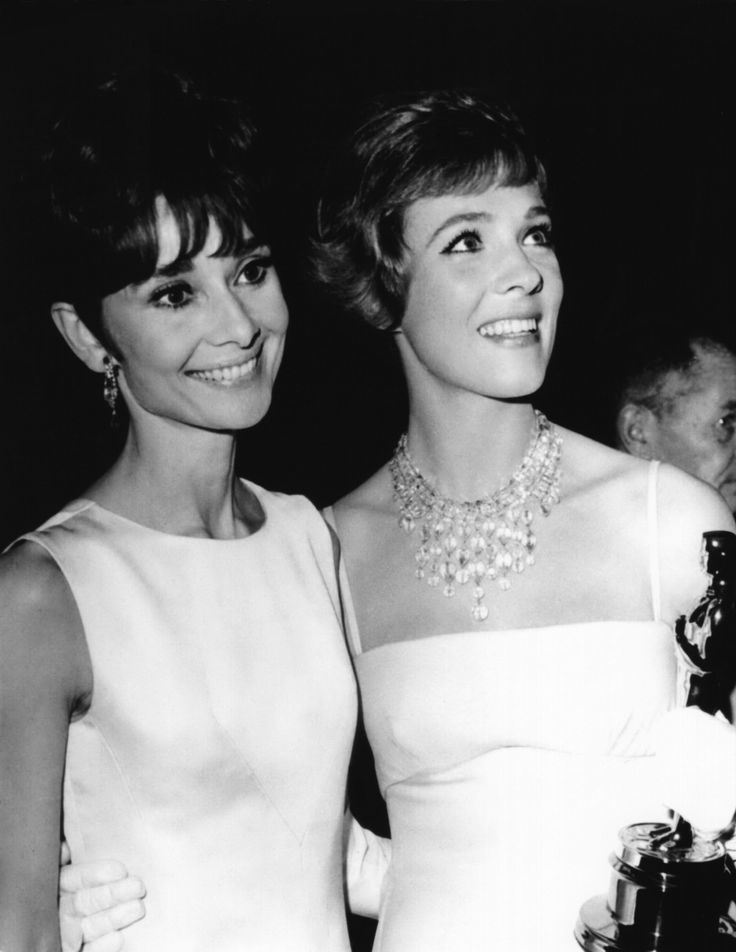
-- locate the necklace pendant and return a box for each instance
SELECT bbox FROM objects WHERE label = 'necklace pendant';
[389,410,562,623]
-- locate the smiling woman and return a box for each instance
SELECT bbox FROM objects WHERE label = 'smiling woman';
[0,72,364,952]
[311,90,736,951]
[53,198,288,438]
[396,183,562,403]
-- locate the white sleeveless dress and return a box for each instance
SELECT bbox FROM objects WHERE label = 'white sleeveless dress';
[19,482,357,952]
[327,461,679,951]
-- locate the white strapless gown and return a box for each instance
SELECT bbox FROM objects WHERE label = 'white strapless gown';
[354,621,676,951]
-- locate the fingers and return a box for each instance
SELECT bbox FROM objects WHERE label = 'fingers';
[81,898,146,942]
[61,875,146,917]
[59,860,133,895]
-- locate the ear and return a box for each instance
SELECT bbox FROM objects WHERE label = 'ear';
[617,403,658,459]
[50,303,110,373]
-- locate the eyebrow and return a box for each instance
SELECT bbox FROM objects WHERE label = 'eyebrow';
[426,204,550,248]
[139,234,267,283]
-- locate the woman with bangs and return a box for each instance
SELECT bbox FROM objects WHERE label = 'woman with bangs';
[0,72,363,952]
[312,91,736,951]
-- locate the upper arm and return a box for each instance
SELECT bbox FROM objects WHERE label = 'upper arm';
[0,543,91,951]
[655,464,736,623]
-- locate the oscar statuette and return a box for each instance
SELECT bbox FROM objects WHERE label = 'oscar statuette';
[575,531,736,951]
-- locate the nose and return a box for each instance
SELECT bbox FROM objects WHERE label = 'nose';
[207,286,261,349]
[492,242,543,296]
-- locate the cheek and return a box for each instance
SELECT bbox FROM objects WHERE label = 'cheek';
[261,283,290,334]
[115,332,188,404]
[402,266,472,336]
[542,268,563,317]
[269,334,287,380]
[665,427,719,476]
[550,274,564,311]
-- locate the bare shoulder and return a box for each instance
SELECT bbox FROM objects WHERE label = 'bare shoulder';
[329,463,395,565]
[0,541,72,620]
[332,463,393,522]
[653,463,735,621]
[558,427,654,511]
[655,461,735,533]
[557,428,735,619]
[0,542,91,705]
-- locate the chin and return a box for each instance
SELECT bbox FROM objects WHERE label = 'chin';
[223,402,273,432]
[177,394,274,433]
[479,366,547,400]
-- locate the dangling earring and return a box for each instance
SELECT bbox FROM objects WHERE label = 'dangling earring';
[102,355,120,426]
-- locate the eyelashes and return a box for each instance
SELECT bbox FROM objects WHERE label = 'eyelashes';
[441,229,483,254]
[238,255,273,287]
[526,222,554,247]
[149,281,192,310]
[147,254,274,311]
[441,222,555,255]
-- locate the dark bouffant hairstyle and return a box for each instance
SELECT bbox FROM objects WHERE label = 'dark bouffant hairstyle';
[38,70,267,340]
[313,90,546,330]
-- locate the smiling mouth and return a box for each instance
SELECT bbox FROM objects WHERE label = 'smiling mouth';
[187,351,262,385]
[478,317,540,338]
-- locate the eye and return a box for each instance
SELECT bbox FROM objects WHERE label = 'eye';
[523,222,554,248]
[441,229,483,254]
[715,413,736,443]
[236,255,273,287]
[149,281,193,310]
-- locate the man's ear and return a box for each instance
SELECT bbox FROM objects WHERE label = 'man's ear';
[617,403,658,459]
[50,303,110,373]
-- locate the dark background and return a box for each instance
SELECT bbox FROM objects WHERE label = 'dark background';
[1,2,736,947]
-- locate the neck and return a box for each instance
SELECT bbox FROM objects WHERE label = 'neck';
[404,392,538,500]
[91,415,252,539]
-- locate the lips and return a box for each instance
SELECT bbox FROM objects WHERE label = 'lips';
[187,347,263,385]
[478,317,539,338]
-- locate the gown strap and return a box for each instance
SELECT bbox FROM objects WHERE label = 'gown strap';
[321,506,365,657]
[647,459,662,623]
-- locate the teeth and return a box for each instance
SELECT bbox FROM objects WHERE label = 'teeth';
[479,317,538,338]
[189,357,257,383]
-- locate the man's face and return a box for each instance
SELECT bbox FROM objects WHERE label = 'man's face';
[649,345,736,510]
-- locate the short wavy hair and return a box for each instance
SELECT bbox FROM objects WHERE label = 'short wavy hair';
[313,90,546,330]
[36,70,267,340]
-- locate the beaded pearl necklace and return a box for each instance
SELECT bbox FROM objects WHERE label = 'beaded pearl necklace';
[389,410,562,622]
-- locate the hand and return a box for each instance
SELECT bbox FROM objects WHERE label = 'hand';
[59,842,146,952]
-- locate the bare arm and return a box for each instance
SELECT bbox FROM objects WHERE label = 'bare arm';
[0,543,91,952]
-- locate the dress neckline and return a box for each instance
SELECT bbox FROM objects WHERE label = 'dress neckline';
[74,477,269,545]
[355,618,673,660]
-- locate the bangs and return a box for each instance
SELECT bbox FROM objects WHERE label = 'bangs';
[88,184,267,298]
[422,149,545,199]
[44,71,268,310]
[384,142,545,213]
